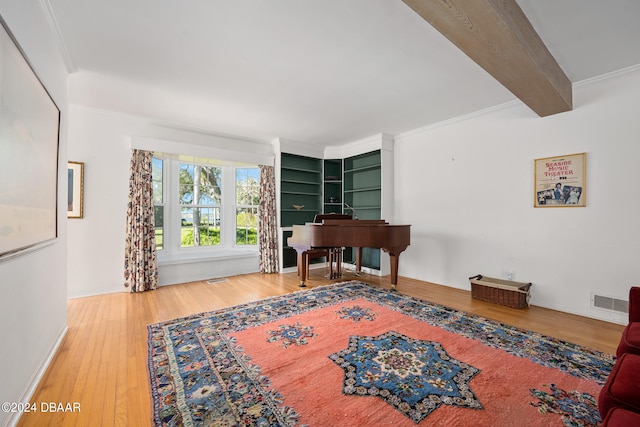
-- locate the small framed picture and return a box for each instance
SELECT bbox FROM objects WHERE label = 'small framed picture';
[534,153,586,208]
[67,161,84,218]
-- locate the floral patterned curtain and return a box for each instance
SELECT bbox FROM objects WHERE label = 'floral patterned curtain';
[124,149,159,292]
[258,165,279,273]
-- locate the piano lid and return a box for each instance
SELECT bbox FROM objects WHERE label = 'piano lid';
[319,219,388,226]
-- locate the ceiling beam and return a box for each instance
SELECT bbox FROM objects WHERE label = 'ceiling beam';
[402,0,572,117]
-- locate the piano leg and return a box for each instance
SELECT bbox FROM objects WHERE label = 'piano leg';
[328,249,335,279]
[354,247,363,276]
[383,247,408,290]
[297,251,307,287]
[389,253,400,290]
[332,248,343,279]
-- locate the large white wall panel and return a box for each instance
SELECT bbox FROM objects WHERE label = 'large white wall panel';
[394,68,640,323]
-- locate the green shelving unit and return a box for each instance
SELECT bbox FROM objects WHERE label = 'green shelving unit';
[280,153,322,269]
[280,153,322,227]
[279,151,384,272]
[343,150,382,270]
[323,159,343,214]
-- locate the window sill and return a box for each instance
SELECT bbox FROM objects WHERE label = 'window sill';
[158,249,258,266]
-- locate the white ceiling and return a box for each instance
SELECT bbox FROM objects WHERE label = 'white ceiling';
[48,0,640,146]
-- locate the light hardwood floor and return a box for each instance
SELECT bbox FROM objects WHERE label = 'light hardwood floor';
[17,269,624,426]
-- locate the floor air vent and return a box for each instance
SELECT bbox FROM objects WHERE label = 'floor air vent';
[206,277,228,284]
[592,293,628,314]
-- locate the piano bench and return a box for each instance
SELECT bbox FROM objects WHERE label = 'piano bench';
[299,248,342,281]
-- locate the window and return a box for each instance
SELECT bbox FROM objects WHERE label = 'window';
[235,168,259,245]
[152,157,164,250]
[179,163,222,247]
[152,155,259,258]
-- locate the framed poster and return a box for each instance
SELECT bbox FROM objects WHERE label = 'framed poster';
[67,161,84,218]
[0,15,61,259]
[534,153,586,207]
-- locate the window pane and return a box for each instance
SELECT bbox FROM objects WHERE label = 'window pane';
[152,158,163,204]
[179,164,195,204]
[236,207,257,245]
[236,186,249,205]
[235,169,243,205]
[236,167,259,205]
[154,206,163,250]
[235,168,247,184]
[198,166,222,204]
[197,190,218,205]
[235,167,259,245]
[249,183,260,205]
[179,186,193,204]
[180,207,220,247]
[152,158,164,251]
[179,164,221,205]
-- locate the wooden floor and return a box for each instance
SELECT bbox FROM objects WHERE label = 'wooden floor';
[18,269,624,426]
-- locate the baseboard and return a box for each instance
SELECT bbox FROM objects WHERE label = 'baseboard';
[6,325,69,427]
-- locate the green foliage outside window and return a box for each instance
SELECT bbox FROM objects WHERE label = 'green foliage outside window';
[181,226,220,246]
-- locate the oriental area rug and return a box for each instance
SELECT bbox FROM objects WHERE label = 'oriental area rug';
[147,281,614,426]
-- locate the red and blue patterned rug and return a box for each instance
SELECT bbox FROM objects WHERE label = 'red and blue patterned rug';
[147,281,613,426]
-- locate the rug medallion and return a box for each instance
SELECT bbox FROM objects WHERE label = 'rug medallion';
[330,330,483,423]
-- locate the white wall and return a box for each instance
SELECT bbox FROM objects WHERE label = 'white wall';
[66,107,134,297]
[394,67,640,324]
[0,2,69,426]
[66,102,275,298]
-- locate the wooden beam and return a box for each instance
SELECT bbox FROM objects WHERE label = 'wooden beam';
[402,0,572,117]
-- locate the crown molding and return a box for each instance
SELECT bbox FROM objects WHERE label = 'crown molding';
[271,137,325,159]
[39,0,77,73]
[573,63,640,88]
[324,133,394,159]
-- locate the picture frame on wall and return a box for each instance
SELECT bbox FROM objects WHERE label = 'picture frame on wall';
[0,16,61,259]
[67,161,84,218]
[534,152,586,208]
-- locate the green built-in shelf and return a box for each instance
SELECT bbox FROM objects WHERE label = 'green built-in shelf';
[342,150,382,270]
[280,151,383,271]
[281,153,322,227]
[323,159,343,214]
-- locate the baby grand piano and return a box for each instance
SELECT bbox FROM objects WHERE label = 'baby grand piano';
[287,217,410,289]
